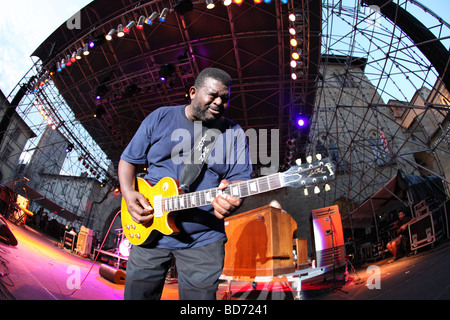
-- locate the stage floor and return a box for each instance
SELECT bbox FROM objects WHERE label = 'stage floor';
[1,222,450,300]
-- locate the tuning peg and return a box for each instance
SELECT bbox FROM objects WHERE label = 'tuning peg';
[325,184,331,192]
[295,158,302,166]
[314,186,320,194]
[316,154,322,161]
[304,188,308,196]
[306,156,312,163]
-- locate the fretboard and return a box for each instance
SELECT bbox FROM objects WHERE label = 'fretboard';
[160,174,283,212]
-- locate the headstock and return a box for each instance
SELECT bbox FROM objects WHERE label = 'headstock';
[280,155,335,193]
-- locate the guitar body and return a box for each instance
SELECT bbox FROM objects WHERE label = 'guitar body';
[121,177,181,246]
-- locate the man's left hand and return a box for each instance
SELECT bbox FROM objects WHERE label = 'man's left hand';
[212,179,243,219]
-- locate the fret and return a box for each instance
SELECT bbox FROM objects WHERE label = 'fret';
[180,196,185,209]
[248,180,259,194]
[191,193,197,206]
[231,185,240,197]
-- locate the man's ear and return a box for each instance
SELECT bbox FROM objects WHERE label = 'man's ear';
[189,86,197,100]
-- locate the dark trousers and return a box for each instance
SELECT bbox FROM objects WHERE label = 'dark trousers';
[124,237,226,300]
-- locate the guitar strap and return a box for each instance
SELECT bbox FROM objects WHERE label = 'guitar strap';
[179,118,225,192]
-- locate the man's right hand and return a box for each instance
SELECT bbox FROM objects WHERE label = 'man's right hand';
[123,190,154,224]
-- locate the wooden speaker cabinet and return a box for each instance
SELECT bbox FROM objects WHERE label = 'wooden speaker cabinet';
[223,205,297,278]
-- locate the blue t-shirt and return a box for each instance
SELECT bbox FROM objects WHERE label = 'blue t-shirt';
[120,105,253,249]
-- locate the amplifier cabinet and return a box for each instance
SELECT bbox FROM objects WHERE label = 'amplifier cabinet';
[409,212,435,251]
[76,226,93,255]
[222,205,297,277]
[311,205,346,268]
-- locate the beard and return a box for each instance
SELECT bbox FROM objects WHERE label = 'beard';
[191,103,223,125]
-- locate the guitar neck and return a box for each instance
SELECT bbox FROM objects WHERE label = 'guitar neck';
[159,174,283,212]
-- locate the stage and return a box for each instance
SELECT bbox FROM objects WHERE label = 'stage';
[1,222,450,301]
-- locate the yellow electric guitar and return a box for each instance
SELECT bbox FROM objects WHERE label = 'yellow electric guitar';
[121,156,336,246]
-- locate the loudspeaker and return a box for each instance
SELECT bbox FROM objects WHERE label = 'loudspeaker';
[0,216,18,246]
[99,264,126,285]
[311,205,345,268]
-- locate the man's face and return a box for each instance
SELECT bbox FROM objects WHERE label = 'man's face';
[189,77,230,124]
[398,211,405,220]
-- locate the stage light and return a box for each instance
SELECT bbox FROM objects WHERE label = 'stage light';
[76,47,83,60]
[297,117,307,127]
[234,0,243,5]
[254,0,262,3]
[290,38,298,47]
[124,21,135,34]
[264,0,271,3]
[223,0,232,5]
[290,60,297,68]
[70,52,77,63]
[291,70,304,80]
[281,0,288,3]
[65,143,74,153]
[289,13,296,22]
[289,27,296,36]
[117,24,125,37]
[159,8,169,22]
[137,16,145,29]
[159,63,175,81]
[61,59,66,69]
[292,51,300,60]
[206,0,215,9]
[66,55,72,67]
[83,43,90,56]
[145,12,159,25]
[106,28,115,41]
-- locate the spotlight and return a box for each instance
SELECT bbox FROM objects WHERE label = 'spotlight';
[206,0,215,9]
[106,28,115,41]
[290,38,298,47]
[56,62,62,72]
[83,43,90,56]
[61,59,66,69]
[70,52,77,63]
[234,0,243,5]
[296,116,307,127]
[65,143,74,153]
[289,13,296,22]
[291,51,300,60]
[76,47,83,60]
[159,8,169,22]
[145,12,159,25]
[124,21,136,34]
[65,55,72,67]
[117,24,125,37]
[94,106,106,118]
[136,16,145,29]
[223,0,232,5]
[281,0,288,3]
[158,63,175,81]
